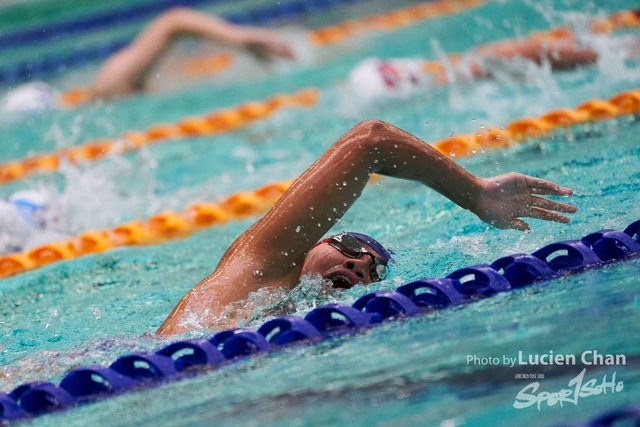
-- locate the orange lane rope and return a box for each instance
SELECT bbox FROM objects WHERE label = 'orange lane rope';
[0,88,320,186]
[2,87,639,280]
[308,4,639,46]
[430,88,640,157]
[182,52,235,78]
[307,0,490,45]
[0,180,293,279]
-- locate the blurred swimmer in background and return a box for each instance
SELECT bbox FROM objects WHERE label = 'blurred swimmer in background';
[0,190,63,255]
[0,7,295,114]
[88,7,294,99]
[348,23,640,100]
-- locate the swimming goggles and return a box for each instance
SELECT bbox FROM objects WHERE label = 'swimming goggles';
[320,233,388,282]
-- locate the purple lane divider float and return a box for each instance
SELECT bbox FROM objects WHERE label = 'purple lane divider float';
[258,316,321,345]
[396,277,464,309]
[8,381,75,415]
[582,229,640,262]
[157,338,226,370]
[556,406,640,427]
[60,366,139,401]
[491,254,558,288]
[210,328,271,359]
[352,290,421,320]
[304,303,376,334]
[2,220,640,422]
[0,392,27,420]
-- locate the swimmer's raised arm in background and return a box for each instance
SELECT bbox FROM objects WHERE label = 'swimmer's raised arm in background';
[437,32,603,84]
[91,7,294,99]
[467,30,640,76]
[474,33,599,71]
[157,120,577,335]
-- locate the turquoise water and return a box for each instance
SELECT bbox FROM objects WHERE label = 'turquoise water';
[2,0,640,425]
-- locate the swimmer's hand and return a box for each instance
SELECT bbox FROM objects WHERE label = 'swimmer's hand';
[470,172,577,232]
[244,33,295,61]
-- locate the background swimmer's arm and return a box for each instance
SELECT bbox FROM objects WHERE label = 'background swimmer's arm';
[157,120,575,335]
[152,8,294,59]
[92,7,293,98]
[475,37,598,71]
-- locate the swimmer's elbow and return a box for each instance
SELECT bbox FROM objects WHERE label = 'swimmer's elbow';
[160,6,192,23]
[353,119,387,136]
[346,119,391,148]
[331,119,395,159]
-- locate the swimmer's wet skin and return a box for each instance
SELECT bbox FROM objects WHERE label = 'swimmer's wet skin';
[157,119,576,335]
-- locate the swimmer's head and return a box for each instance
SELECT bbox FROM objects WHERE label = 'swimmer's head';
[347,58,427,101]
[300,232,392,289]
[0,82,57,117]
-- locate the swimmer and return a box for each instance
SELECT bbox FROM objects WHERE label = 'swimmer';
[90,7,294,100]
[0,190,61,255]
[348,25,640,100]
[1,7,294,112]
[157,119,577,335]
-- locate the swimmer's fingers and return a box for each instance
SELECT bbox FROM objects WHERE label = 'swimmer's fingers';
[246,38,295,61]
[507,218,531,232]
[246,43,272,62]
[530,195,577,214]
[273,43,296,59]
[524,176,573,196]
[525,206,572,224]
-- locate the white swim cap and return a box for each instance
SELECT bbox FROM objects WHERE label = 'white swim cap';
[348,58,427,101]
[0,82,57,115]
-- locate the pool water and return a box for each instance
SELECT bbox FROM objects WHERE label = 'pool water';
[1,0,640,425]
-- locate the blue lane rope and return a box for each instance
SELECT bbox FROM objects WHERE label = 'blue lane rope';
[1,218,639,421]
[557,407,640,426]
[0,0,373,86]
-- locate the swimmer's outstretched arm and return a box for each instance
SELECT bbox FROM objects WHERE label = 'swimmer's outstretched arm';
[157,120,576,335]
[92,7,294,98]
[475,37,599,71]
